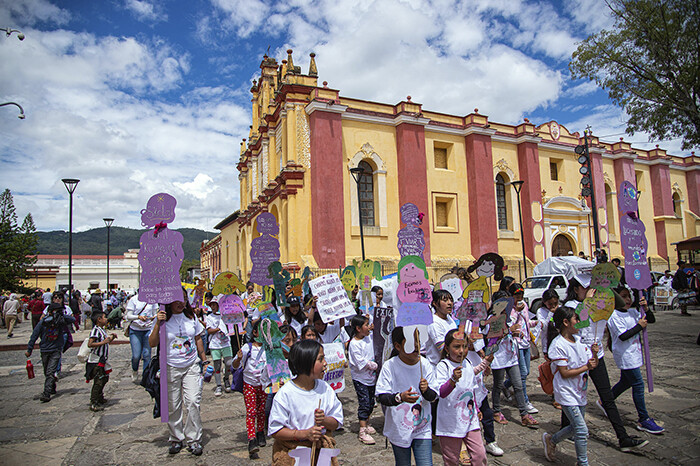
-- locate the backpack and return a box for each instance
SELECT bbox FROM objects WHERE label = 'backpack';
[537,360,555,395]
[231,343,253,394]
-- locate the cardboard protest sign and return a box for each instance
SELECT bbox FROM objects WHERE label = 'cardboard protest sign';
[402,324,429,354]
[463,253,505,305]
[397,202,426,258]
[309,274,357,323]
[258,318,291,394]
[137,192,184,425]
[481,297,513,356]
[372,306,394,370]
[396,255,433,326]
[438,276,464,302]
[583,262,620,324]
[340,265,357,299]
[618,181,652,289]
[268,261,291,307]
[191,278,207,309]
[219,294,246,335]
[289,447,340,466]
[322,342,347,393]
[212,271,245,295]
[355,259,381,310]
[250,212,280,286]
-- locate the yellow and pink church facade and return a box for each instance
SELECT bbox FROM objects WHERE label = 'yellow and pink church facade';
[201,51,700,281]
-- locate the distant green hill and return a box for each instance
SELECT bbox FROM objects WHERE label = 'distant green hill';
[37,227,215,262]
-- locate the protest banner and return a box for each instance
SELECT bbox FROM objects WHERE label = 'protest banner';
[397,202,425,258]
[372,306,394,370]
[309,274,357,323]
[322,342,347,393]
[396,255,433,326]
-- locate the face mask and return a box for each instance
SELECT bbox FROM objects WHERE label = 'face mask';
[281,342,291,352]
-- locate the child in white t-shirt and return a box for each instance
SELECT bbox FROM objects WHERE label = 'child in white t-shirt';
[607,287,663,434]
[435,328,491,466]
[347,315,378,445]
[424,289,457,366]
[268,338,343,466]
[232,319,268,458]
[205,296,234,396]
[376,326,438,466]
[542,306,599,466]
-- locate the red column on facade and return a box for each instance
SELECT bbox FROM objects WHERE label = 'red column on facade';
[650,162,674,259]
[516,141,541,262]
[686,168,700,217]
[396,122,431,265]
[308,109,346,268]
[465,132,498,257]
[590,151,608,248]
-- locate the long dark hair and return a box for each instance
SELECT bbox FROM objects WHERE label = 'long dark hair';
[499,276,516,293]
[541,288,559,308]
[467,253,505,281]
[564,278,585,304]
[347,315,368,348]
[284,300,306,325]
[441,328,462,359]
[546,306,576,349]
[389,326,406,359]
[164,288,196,321]
[431,289,453,309]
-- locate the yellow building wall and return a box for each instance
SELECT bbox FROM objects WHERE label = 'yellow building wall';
[491,141,522,258]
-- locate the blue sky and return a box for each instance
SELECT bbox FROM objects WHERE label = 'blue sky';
[0,0,688,233]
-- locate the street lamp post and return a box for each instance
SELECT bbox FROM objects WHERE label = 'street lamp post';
[103,218,114,294]
[0,102,25,119]
[0,27,25,40]
[349,166,367,261]
[62,179,79,291]
[508,180,528,278]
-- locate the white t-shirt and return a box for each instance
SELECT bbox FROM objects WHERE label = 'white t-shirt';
[376,356,435,448]
[658,276,673,288]
[125,296,158,331]
[163,313,205,368]
[287,317,304,338]
[234,343,266,386]
[424,313,457,366]
[466,351,488,404]
[268,379,344,435]
[348,336,377,386]
[564,299,605,359]
[490,312,519,370]
[318,320,343,344]
[548,334,591,406]
[42,292,52,304]
[607,308,643,370]
[434,358,480,437]
[205,313,232,350]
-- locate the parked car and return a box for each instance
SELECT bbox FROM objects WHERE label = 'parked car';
[522,274,569,312]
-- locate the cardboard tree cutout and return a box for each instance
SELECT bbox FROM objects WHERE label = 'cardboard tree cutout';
[617,181,652,289]
[257,318,291,393]
[340,265,357,299]
[250,212,280,286]
[395,255,433,326]
[137,192,185,424]
[480,297,513,356]
[212,271,246,295]
[268,261,291,307]
[397,202,426,258]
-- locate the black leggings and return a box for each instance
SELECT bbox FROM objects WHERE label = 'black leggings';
[480,396,496,444]
[561,356,630,442]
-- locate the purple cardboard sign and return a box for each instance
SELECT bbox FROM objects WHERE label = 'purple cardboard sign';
[617,180,638,215]
[617,181,652,289]
[249,212,280,286]
[219,294,246,332]
[396,302,433,326]
[397,202,425,258]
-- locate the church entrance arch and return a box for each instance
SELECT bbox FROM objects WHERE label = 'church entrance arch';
[551,234,574,257]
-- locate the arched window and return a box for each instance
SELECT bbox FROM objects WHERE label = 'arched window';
[496,174,508,230]
[358,161,375,227]
[673,192,681,217]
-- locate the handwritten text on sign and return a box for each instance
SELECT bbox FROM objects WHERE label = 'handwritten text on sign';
[322,342,346,393]
[309,274,357,324]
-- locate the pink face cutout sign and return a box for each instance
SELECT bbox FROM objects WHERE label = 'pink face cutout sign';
[249,212,280,286]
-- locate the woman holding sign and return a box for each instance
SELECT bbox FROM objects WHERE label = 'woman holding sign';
[149,294,209,456]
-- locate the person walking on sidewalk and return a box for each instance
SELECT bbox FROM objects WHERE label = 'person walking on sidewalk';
[25,303,75,402]
[125,293,158,383]
[29,292,45,330]
[85,311,116,412]
[3,293,20,338]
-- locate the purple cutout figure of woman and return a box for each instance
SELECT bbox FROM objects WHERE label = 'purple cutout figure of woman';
[249,212,280,286]
[617,181,652,289]
[397,202,425,258]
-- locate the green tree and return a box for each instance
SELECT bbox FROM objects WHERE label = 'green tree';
[179,258,200,282]
[0,189,38,292]
[569,0,700,150]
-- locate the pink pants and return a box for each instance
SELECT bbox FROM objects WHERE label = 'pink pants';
[439,430,487,466]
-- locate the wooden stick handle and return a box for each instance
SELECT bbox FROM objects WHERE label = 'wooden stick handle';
[310,399,322,466]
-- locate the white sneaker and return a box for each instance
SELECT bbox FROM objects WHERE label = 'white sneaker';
[485,442,504,456]
[358,427,376,445]
[214,386,223,397]
[526,402,539,414]
[131,371,139,383]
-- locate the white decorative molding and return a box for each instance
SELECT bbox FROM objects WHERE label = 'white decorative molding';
[296,104,311,168]
[304,100,348,115]
[348,143,388,230]
[275,123,283,172]
[392,114,431,127]
[493,159,515,181]
[261,140,269,193]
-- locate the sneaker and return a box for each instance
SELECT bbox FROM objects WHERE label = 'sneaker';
[596,399,608,418]
[542,432,556,461]
[637,418,665,434]
[40,394,51,403]
[619,436,649,452]
[248,438,260,458]
[89,403,104,412]
[365,425,377,435]
[224,380,231,393]
[358,427,376,445]
[168,441,182,455]
[188,441,203,456]
[485,442,504,456]
[494,412,508,424]
[256,431,266,448]
[214,386,223,397]
[521,414,539,428]
[526,402,539,414]
[132,371,139,383]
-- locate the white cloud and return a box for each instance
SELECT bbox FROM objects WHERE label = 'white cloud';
[567,80,599,98]
[123,0,167,22]
[0,0,70,26]
[174,173,216,200]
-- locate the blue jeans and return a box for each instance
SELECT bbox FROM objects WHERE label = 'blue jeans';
[391,438,433,466]
[129,329,152,372]
[612,367,649,422]
[552,405,588,466]
[504,347,531,404]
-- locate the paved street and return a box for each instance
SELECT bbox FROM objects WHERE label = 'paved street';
[0,308,699,465]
